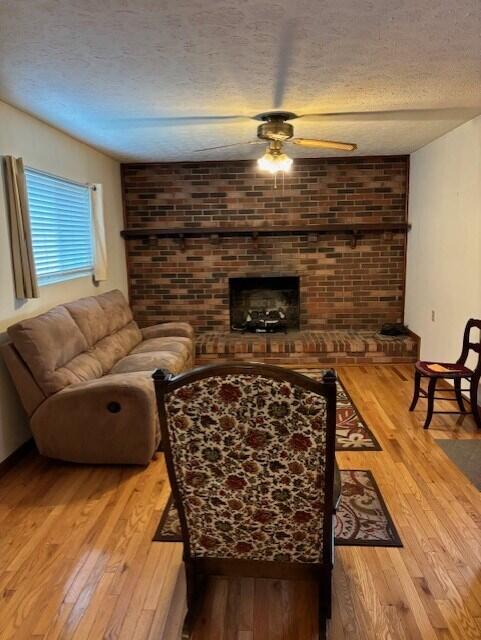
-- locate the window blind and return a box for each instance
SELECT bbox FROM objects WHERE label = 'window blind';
[25,168,94,286]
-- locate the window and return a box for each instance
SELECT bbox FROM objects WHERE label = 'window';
[25,168,94,286]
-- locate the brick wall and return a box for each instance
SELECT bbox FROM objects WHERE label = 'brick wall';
[122,156,408,332]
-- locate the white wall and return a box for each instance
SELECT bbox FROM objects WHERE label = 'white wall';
[0,100,127,462]
[405,116,481,384]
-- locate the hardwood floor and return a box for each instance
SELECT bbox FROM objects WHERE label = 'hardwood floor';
[0,364,480,639]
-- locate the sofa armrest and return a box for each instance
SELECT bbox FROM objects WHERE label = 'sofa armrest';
[31,373,159,465]
[141,322,194,341]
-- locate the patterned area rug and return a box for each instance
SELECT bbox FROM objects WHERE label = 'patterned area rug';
[154,469,402,548]
[295,368,381,451]
[335,470,402,546]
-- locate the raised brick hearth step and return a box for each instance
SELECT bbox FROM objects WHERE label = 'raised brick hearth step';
[196,330,418,365]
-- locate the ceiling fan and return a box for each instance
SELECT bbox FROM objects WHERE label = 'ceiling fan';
[192,111,357,173]
[113,106,479,173]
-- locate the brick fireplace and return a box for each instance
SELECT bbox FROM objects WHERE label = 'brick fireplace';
[121,155,417,363]
[122,156,408,328]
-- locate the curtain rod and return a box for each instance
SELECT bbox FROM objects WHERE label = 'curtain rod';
[24,165,96,190]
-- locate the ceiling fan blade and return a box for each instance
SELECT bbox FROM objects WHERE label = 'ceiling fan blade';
[291,138,357,151]
[109,115,251,128]
[296,108,480,122]
[192,140,264,152]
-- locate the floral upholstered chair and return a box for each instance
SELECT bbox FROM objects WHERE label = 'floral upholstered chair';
[153,362,337,639]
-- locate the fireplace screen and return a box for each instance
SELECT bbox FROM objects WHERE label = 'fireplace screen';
[229,276,300,333]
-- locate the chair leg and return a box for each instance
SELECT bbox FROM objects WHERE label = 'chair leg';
[470,375,481,429]
[319,615,327,640]
[454,379,466,413]
[323,572,332,620]
[423,378,437,429]
[182,562,204,639]
[409,371,421,411]
[318,568,331,640]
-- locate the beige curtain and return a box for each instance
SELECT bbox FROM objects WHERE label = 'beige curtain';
[4,156,39,299]
[91,183,108,283]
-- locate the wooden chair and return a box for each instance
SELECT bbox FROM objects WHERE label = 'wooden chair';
[153,362,337,639]
[409,318,481,429]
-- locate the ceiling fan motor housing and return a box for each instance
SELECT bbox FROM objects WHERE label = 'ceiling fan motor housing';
[257,119,294,142]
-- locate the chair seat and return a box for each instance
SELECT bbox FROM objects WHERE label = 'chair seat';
[415,361,473,378]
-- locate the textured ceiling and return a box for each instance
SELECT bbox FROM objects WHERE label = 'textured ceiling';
[0,0,480,161]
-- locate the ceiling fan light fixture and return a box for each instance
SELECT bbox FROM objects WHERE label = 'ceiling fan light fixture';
[257,149,293,174]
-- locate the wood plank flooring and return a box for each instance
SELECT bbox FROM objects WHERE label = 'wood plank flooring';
[0,365,480,639]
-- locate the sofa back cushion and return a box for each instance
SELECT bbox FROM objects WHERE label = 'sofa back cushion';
[64,296,109,346]
[65,290,142,374]
[96,289,136,334]
[8,290,142,396]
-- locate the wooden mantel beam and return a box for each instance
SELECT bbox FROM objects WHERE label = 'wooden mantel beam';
[120,222,411,240]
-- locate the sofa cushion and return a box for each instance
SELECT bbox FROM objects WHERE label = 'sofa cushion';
[66,290,142,373]
[110,351,186,375]
[8,306,91,395]
[64,290,142,350]
[96,289,136,334]
[89,322,143,374]
[141,322,195,341]
[55,352,104,386]
[64,296,109,347]
[131,337,192,357]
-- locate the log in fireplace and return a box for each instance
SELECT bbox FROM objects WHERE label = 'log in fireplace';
[229,276,300,333]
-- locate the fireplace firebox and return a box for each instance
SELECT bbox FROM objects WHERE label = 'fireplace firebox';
[229,276,300,333]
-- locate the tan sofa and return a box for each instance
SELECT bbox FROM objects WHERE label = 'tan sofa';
[1,290,194,465]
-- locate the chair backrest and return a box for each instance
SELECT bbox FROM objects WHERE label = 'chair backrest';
[154,362,337,571]
[458,319,481,374]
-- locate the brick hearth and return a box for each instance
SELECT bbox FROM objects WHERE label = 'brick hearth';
[195,330,418,366]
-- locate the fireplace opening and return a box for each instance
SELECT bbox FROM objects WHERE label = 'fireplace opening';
[229,276,300,333]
